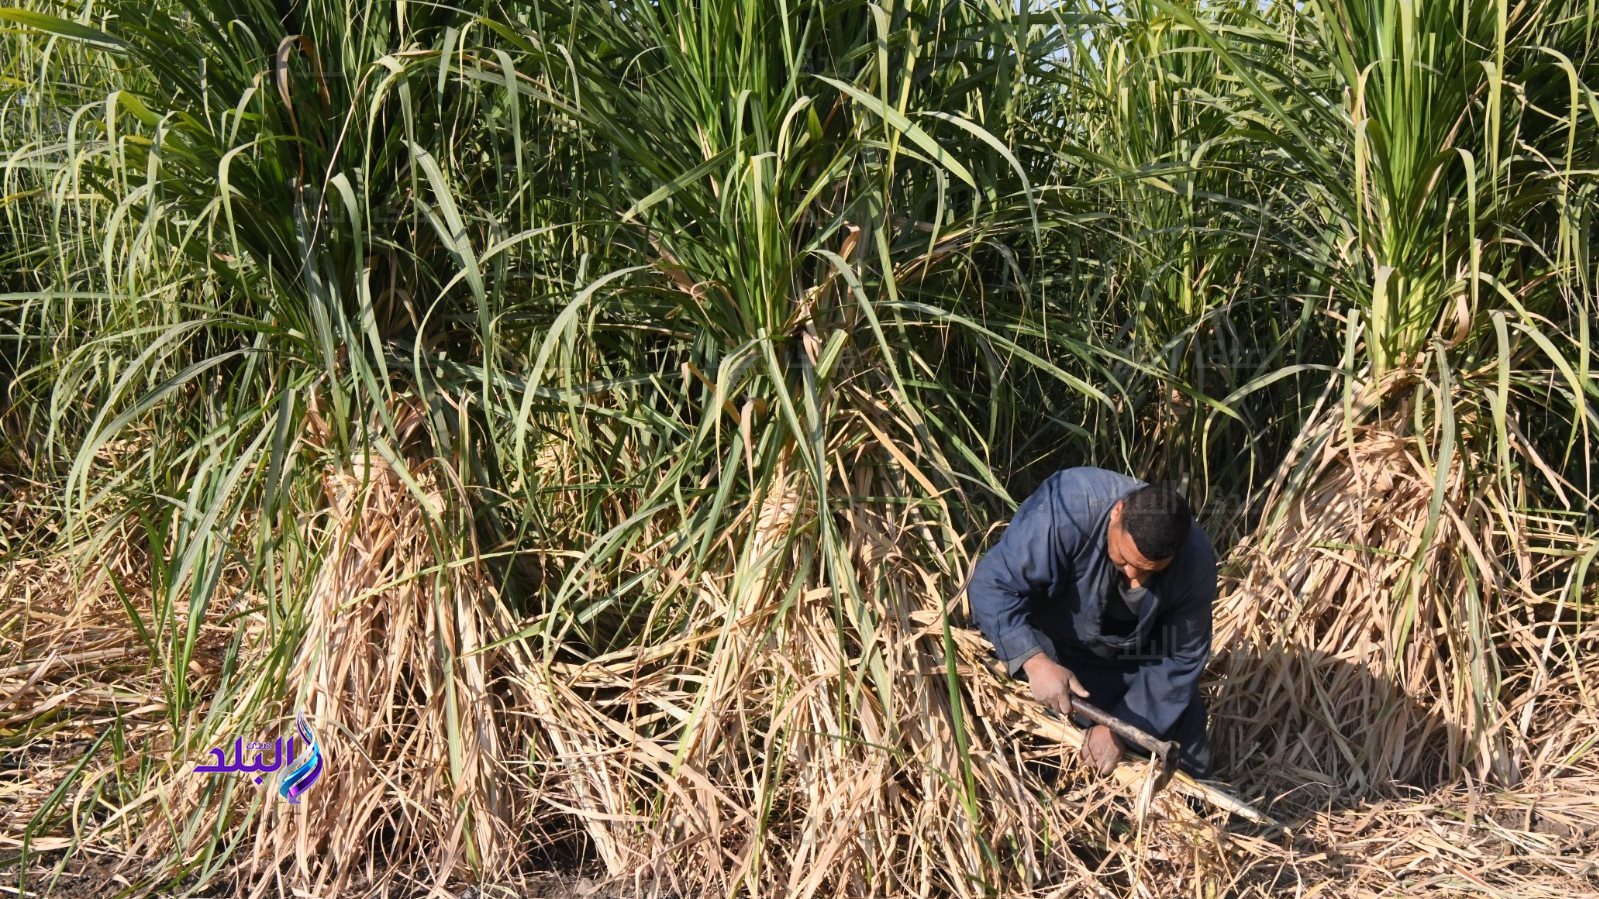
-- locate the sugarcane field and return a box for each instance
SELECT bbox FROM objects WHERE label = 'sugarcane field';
[1,0,1597,896]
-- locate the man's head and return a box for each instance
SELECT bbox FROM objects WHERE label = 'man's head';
[1107,484,1192,584]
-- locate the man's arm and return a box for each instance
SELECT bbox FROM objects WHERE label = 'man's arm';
[1110,546,1215,739]
[966,489,1069,676]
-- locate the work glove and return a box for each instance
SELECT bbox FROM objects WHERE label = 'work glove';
[1021,654,1089,717]
[1083,724,1124,775]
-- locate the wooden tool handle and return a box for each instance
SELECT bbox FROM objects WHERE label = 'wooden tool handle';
[1066,697,1178,762]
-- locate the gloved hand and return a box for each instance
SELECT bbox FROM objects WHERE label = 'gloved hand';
[1021,654,1089,717]
[1083,724,1123,775]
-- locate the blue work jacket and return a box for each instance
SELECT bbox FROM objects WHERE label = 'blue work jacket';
[966,467,1216,739]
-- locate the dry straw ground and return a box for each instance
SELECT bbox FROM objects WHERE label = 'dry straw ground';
[4,443,1596,897]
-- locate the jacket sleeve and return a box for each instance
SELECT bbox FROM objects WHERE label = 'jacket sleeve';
[966,489,1071,677]
[1111,547,1215,738]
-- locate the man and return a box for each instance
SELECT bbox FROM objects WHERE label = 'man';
[967,467,1215,777]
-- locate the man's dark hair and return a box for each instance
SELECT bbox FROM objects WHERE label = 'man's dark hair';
[1120,484,1192,560]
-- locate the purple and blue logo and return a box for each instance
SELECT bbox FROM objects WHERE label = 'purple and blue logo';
[193,711,324,803]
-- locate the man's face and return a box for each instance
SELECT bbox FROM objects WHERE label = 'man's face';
[1106,501,1174,587]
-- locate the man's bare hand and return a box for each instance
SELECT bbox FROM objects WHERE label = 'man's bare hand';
[1083,725,1123,775]
[1021,654,1089,716]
